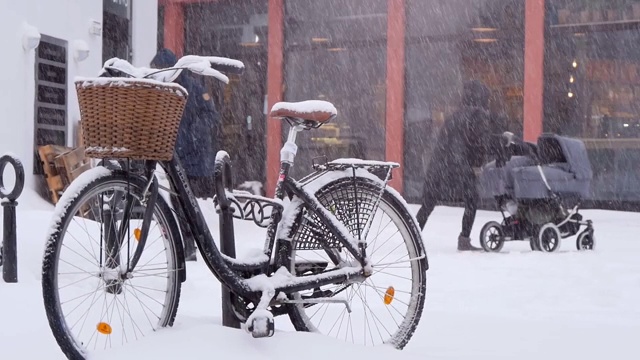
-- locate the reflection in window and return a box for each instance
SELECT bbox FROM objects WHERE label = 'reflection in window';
[403,0,525,201]
[184,0,268,185]
[545,0,640,203]
[284,0,387,178]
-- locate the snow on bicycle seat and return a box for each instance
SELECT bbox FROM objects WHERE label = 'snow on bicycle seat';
[270,100,337,126]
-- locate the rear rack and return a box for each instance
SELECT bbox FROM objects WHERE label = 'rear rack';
[311,157,399,183]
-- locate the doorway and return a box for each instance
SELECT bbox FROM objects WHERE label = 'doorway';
[103,0,132,63]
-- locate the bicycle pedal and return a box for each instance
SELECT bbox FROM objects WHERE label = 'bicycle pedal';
[247,310,275,338]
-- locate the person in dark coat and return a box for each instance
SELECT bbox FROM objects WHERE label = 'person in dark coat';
[416,80,506,251]
[151,48,221,261]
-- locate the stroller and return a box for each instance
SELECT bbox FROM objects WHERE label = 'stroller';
[478,132,595,253]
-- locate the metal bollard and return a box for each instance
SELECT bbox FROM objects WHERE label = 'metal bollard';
[214,154,241,329]
[0,155,25,283]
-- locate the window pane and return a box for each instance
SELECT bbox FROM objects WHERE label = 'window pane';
[403,0,524,202]
[184,0,269,185]
[545,0,640,203]
[284,0,387,178]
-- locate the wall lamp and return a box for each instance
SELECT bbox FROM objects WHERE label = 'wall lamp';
[73,40,90,62]
[22,22,41,51]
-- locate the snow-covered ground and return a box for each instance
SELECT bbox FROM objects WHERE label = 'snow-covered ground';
[1,190,639,359]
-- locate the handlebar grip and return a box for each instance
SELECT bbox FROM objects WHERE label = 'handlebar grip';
[208,57,245,76]
[212,63,244,76]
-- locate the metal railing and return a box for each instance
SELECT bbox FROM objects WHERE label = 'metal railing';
[0,154,24,283]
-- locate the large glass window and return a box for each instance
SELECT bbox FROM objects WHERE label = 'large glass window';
[184,0,268,186]
[545,0,640,203]
[403,0,525,202]
[284,0,387,179]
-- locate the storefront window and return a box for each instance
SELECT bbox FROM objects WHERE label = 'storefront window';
[403,0,525,202]
[184,0,268,185]
[545,0,640,203]
[284,0,387,178]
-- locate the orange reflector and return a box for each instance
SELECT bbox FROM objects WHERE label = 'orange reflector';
[133,228,141,241]
[97,322,112,335]
[384,286,395,305]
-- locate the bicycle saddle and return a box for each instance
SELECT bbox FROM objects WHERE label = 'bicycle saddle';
[270,100,337,129]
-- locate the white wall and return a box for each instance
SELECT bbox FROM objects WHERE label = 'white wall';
[0,0,157,198]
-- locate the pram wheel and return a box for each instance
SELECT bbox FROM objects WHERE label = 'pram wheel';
[576,230,595,251]
[536,223,562,253]
[479,221,505,252]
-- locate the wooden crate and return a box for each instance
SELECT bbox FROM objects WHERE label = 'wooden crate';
[54,147,92,187]
[38,145,71,204]
[38,145,93,204]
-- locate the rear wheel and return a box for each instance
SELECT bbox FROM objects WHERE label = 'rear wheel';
[285,177,427,349]
[42,169,183,360]
[536,223,562,252]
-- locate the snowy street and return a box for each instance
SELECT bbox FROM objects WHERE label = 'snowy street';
[1,193,638,359]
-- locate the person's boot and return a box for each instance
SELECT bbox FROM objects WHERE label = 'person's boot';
[457,234,483,251]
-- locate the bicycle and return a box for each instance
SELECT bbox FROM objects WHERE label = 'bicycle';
[41,55,429,359]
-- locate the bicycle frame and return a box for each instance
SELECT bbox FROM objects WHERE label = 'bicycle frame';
[152,124,370,303]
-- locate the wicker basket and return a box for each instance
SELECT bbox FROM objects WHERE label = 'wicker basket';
[75,78,188,161]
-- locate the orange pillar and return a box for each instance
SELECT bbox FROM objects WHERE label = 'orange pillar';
[386,0,406,193]
[523,0,546,142]
[265,0,284,197]
[163,2,185,57]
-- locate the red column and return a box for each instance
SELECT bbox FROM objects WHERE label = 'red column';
[386,0,406,193]
[523,0,546,142]
[163,2,185,57]
[265,0,284,197]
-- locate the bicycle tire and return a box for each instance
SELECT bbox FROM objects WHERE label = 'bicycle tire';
[42,169,183,360]
[285,176,427,349]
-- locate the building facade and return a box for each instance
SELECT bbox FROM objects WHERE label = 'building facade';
[160,0,640,209]
[0,0,158,193]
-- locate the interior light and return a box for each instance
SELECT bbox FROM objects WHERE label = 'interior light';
[472,27,498,32]
[312,37,330,43]
[570,75,574,83]
[572,60,578,68]
[474,38,498,43]
[568,91,574,98]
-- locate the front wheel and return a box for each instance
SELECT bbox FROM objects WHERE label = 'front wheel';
[479,221,505,252]
[285,176,427,350]
[42,168,183,360]
[576,230,595,251]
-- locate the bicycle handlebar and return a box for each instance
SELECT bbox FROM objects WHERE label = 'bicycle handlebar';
[99,55,245,84]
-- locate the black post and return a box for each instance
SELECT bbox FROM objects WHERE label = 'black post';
[0,155,25,283]
[219,201,240,329]
[214,153,240,329]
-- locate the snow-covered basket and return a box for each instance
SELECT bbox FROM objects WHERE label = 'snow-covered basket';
[75,77,188,161]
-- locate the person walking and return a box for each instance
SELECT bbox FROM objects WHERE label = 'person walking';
[151,48,221,261]
[416,80,506,251]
